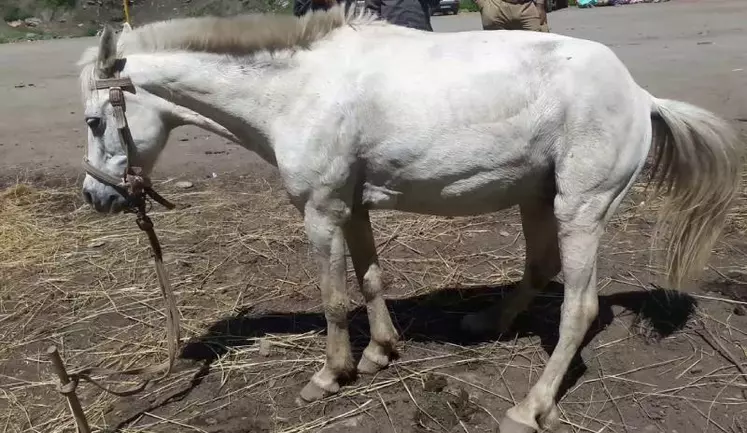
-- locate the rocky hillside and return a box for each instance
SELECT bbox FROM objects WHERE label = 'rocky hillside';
[1,0,292,42]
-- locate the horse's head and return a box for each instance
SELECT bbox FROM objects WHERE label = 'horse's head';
[79,25,171,213]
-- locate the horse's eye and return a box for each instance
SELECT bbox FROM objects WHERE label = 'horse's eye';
[85,116,102,131]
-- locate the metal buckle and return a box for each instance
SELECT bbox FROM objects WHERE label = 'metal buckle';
[94,77,136,93]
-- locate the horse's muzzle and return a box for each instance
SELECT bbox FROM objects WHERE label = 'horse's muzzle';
[82,181,128,213]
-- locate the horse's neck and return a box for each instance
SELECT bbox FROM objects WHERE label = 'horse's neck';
[127,52,294,166]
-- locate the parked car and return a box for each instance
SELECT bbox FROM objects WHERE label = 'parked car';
[431,0,460,15]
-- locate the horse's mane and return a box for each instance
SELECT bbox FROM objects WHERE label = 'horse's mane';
[78,5,380,67]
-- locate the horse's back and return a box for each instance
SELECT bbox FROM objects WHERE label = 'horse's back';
[334,24,639,125]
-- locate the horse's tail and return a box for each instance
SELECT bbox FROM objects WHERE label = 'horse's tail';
[648,97,742,289]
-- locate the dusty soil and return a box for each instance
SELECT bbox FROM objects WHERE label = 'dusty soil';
[3,2,747,433]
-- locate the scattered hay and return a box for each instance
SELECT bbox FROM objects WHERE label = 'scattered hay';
[0,184,78,271]
[1,174,747,433]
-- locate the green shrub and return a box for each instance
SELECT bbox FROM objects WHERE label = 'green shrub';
[185,0,294,17]
[460,0,479,12]
[3,7,33,22]
[44,0,76,8]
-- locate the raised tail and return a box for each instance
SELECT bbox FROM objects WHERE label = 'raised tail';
[648,97,743,288]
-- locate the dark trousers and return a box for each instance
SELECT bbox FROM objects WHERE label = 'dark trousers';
[293,0,354,17]
[365,0,434,31]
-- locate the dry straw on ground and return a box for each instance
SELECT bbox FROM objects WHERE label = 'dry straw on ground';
[1,174,747,433]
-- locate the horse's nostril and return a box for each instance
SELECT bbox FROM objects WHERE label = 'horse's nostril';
[107,194,122,212]
[82,190,93,204]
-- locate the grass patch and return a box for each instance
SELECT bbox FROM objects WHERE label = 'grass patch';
[44,0,76,8]
[0,28,58,44]
[0,27,34,44]
[2,6,33,22]
[460,0,479,12]
[184,0,293,17]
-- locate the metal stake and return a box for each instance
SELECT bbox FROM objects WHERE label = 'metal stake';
[46,346,91,433]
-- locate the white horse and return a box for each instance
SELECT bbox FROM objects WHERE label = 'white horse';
[78,7,741,432]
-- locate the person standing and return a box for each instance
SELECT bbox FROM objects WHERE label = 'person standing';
[365,0,435,32]
[476,0,548,32]
[293,0,354,17]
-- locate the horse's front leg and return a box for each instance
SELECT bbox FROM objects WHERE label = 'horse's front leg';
[343,205,399,374]
[299,201,356,403]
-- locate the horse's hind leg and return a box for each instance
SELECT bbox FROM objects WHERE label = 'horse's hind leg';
[501,186,613,432]
[462,197,560,335]
[501,151,646,433]
[343,206,399,374]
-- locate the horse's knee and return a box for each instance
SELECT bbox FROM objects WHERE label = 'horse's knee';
[324,301,348,324]
[360,263,383,300]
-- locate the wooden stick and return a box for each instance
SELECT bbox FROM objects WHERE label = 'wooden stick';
[46,346,91,433]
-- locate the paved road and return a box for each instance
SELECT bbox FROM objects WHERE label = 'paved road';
[448,1,747,119]
[1,0,745,181]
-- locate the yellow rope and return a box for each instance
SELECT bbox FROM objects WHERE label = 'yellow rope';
[122,0,131,26]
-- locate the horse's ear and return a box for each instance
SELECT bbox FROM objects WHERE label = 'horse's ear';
[96,25,118,77]
[122,22,132,33]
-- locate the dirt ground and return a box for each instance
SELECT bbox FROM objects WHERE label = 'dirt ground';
[2,2,747,433]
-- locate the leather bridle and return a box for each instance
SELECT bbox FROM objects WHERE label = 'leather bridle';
[71,71,182,396]
[82,76,174,211]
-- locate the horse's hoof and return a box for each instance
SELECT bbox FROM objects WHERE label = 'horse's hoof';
[299,378,338,403]
[498,415,537,433]
[357,353,387,375]
[540,404,562,431]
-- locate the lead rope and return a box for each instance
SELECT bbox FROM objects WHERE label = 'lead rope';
[122,0,131,26]
[50,76,182,433]
[63,196,179,397]
[48,191,180,433]
[76,82,180,394]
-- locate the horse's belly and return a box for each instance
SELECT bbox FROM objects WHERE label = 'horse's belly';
[359,123,553,215]
[361,173,540,216]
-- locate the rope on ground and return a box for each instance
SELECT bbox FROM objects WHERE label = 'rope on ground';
[122,0,131,26]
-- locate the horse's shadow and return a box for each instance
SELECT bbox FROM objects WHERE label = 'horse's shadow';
[181,282,697,398]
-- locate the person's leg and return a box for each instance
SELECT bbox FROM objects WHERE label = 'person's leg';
[311,0,331,12]
[478,0,512,30]
[517,1,543,31]
[419,0,434,31]
[293,0,313,16]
